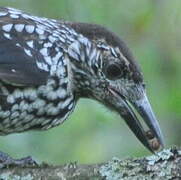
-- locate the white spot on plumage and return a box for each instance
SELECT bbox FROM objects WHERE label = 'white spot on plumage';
[110,48,118,58]
[43,124,52,130]
[57,66,66,76]
[21,103,29,111]
[52,119,60,126]
[97,43,109,50]
[58,35,66,43]
[24,114,34,122]
[69,29,77,36]
[47,107,59,116]
[3,33,12,40]
[84,81,90,86]
[89,48,97,61]
[68,41,81,61]
[55,47,59,52]
[11,104,19,111]
[26,40,34,48]
[36,99,45,107]
[48,35,56,43]
[30,16,42,23]
[11,69,16,73]
[51,19,57,23]
[2,24,13,32]
[0,12,8,16]
[79,36,89,46]
[30,100,43,109]
[19,111,27,119]
[66,34,75,42]
[10,14,19,19]
[68,103,73,110]
[41,119,51,126]
[24,48,32,57]
[35,28,44,35]
[40,48,48,56]
[39,34,46,40]
[21,14,31,19]
[8,10,21,15]
[36,24,46,29]
[16,43,21,47]
[44,42,52,48]
[7,95,15,104]
[13,89,23,98]
[52,32,59,38]
[7,7,21,13]
[24,88,37,101]
[62,58,67,65]
[36,61,49,71]
[25,25,35,33]
[60,33,66,40]
[59,29,67,34]
[57,88,67,99]
[0,112,7,119]
[44,56,52,65]
[61,97,73,109]
[14,24,24,32]
[47,92,58,100]
[36,61,44,70]
[11,111,19,119]
[60,77,68,84]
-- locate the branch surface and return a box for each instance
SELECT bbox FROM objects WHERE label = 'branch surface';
[0,147,180,180]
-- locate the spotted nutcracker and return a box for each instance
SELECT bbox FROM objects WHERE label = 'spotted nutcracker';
[0,7,164,166]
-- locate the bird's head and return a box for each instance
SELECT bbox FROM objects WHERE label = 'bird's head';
[68,22,164,153]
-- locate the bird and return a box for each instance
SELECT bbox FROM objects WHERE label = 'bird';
[0,7,164,167]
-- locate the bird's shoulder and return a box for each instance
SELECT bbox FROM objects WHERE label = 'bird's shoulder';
[0,7,77,87]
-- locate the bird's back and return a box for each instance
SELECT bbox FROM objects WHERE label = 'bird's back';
[0,7,76,134]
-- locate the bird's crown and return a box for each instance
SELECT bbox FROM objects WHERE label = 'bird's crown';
[67,22,143,84]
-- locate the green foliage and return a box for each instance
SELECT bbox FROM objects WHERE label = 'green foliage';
[0,0,180,164]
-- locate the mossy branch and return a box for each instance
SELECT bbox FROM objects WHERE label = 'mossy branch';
[0,147,180,180]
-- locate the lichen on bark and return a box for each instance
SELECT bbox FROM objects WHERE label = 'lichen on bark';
[0,147,180,180]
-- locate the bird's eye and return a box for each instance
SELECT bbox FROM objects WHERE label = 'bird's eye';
[105,63,123,80]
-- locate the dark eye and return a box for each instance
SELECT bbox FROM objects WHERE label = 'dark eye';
[105,63,123,80]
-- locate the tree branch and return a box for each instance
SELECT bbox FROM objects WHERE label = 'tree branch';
[0,147,180,180]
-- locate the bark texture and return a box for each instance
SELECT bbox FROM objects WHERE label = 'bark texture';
[0,147,180,180]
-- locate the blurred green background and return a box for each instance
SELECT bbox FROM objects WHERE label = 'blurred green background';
[0,0,180,164]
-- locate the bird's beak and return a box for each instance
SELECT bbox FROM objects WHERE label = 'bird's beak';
[109,89,164,153]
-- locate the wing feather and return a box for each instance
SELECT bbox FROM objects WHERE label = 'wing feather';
[0,35,49,86]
